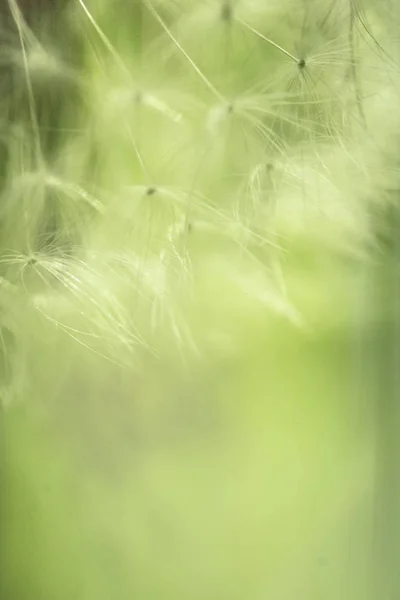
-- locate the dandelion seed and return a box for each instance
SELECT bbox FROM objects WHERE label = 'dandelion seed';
[298,58,306,70]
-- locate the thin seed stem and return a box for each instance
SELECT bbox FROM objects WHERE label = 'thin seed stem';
[77,0,132,79]
[238,19,299,63]
[144,1,224,102]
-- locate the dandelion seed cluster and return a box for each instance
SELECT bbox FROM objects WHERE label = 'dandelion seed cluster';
[1,1,400,598]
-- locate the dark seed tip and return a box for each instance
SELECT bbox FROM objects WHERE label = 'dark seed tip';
[221,1,233,22]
